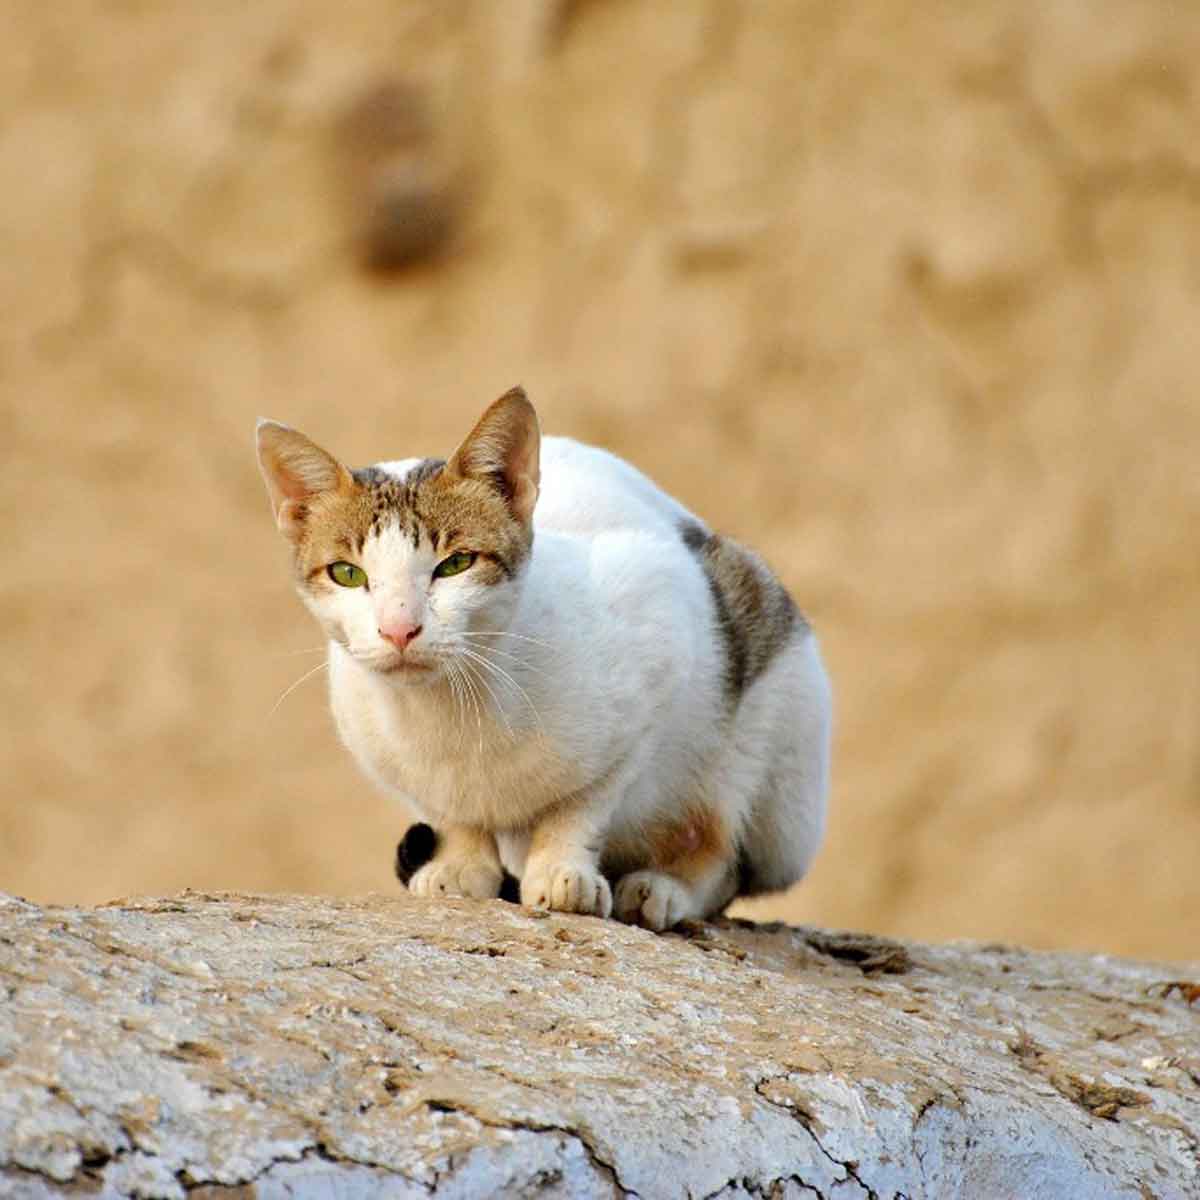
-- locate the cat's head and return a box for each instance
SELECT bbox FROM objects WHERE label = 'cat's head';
[256,387,539,683]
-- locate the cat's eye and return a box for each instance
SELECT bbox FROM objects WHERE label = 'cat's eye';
[328,561,368,588]
[433,551,476,579]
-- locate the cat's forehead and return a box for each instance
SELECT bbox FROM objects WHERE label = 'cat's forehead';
[347,457,529,568]
[349,457,450,550]
[354,458,444,524]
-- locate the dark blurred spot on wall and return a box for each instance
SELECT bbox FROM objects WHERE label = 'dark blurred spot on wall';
[335,79,462,272]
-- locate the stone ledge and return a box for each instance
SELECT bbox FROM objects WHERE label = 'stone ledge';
[0,891,1196,1198]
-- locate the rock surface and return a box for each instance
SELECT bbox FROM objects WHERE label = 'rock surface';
[1,892,1198,1198]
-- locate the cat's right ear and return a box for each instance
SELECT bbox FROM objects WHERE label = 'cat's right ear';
[255,420,352,540]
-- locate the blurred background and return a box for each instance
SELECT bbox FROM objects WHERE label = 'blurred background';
[2,1,1198,962]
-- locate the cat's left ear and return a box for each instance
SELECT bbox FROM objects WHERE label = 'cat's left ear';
[446,387,540,523]
[256,420,354,540]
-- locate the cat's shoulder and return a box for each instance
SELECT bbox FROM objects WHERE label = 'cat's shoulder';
[537,436,696,538]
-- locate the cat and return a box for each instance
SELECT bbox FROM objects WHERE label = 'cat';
[256,387,831,930]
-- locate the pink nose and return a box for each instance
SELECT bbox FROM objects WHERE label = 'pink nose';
[378,621,423,650]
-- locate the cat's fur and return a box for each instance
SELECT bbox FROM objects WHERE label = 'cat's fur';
[257,388,831,930]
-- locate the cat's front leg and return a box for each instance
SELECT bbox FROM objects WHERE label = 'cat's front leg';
[407,823,504,901]
[520,799,612,918]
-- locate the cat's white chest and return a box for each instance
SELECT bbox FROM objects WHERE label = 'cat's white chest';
[328,645,578,829]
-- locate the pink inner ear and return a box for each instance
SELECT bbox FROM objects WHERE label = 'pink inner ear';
[511,436,539,490]
[276,498,309,535]
[511,474,538,522]
[448,389,541,503]
[261,438,345,507]
[274,463,315,502]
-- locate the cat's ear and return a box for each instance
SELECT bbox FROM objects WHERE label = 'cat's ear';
[256,420,353,539]
[446,387,540,523]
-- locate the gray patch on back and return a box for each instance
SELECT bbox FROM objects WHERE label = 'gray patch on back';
[679,519,807,703]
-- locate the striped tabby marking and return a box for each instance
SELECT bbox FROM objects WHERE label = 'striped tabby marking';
[679,520,807,701]
[295,456,533,589]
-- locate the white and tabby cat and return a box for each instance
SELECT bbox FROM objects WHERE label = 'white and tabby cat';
[256,388,831,930]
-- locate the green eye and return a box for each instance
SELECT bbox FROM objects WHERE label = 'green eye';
[433,551,476,579]
[328,561,368,588]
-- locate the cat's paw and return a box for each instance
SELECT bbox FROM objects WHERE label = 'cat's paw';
[521,862,613,918]
[614,870,694,931]
[408,858,503,901]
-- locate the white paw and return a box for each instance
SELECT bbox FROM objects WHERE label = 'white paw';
[614,871,694,931]
[409,858,503,901]
[521,862,612,918]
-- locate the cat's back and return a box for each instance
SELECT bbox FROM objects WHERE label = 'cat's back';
[534,436,696,540]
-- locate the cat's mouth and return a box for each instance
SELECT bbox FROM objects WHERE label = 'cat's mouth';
[379,658,436,676]
[348,645,441,678]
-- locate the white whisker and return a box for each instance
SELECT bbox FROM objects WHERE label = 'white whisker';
[439,651,484,750]
[455,635,549,676]
[444,657,464,726]
[458,645,545,738]
[267,660,329,718]
[460,653,515,741]
[457,630,553,650]
[457,659,485,753]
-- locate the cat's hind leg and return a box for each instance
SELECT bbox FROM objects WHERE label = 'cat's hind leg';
[611,806,739,932]
[731,634,831,899]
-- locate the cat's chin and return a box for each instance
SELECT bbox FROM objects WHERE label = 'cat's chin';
[375,657,440,685]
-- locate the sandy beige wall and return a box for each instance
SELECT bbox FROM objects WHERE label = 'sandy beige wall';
[2,0,1198,960]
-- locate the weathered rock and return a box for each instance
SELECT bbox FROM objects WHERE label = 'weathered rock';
[1,892,1197,1198]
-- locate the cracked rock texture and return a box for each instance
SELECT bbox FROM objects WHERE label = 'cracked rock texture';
[2,1,1200,962]
[2,892,1198,1198]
